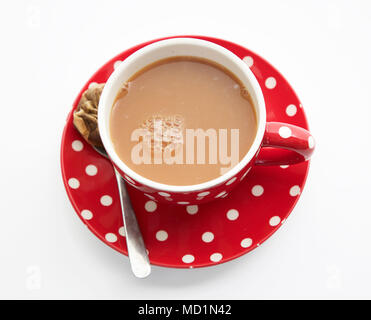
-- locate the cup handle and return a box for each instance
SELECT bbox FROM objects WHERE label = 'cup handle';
[255,122,315,166]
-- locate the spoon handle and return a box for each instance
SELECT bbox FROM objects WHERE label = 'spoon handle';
[114,169,151,278]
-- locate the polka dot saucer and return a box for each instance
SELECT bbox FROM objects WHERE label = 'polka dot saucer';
[61,36,311,269]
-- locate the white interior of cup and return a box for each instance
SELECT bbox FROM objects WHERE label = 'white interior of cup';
[98,38,266,192]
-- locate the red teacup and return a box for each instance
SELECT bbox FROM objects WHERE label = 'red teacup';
[98,38,314,204]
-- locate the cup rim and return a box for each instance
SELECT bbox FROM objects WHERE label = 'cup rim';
[98,38,266,192]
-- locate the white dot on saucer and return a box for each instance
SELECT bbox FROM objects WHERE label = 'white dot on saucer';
[144,193,155,200]
[278,126,292,139]
[186,205,198,215]
[72,140,83,152]
[165,197,173,201]
[100,195,112,206]
[145,200,157,212]
[269,216,281,226]
[182,254,195,264]
[202,232,214,243]
[113,60,122,69]
[210,253,223,262]
[241,238,253,248]
[81,209,93,220]
[226,177,237,186]
[85,164,98,176]
[243,56,254,67]
[156,230,168,241]
[68,178,80,189]
[105,233,117,243]
[280,165,289,169]
[221,193,229,198]
[215,191,227,198]
[286,104,297,117]
[265,77,276,89]
[227,209,239,221]
[308,136,315,149]
[158,192,171,197]
[118,226,126,237]
[251,185,264,197]
[289,185,301,196]
[177,201,189,205]
[198,191,210,197]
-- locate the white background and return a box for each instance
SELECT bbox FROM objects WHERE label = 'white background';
[0,0,370,300]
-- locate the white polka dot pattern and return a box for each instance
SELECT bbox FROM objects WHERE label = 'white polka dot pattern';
[182,254,195,264]
[265,77,276,89]
[202,232,214,243]
[215,191,227,198]
[243,56,254,67]
[105,233,117,243]
[226,177,237,185]
[156,230,168,241]
[251,185,264,197]
[81,209,93,220]
[100,195,112,206]
[278,126,292,139]
[289,185,301,196]
[186,205,198,215]
[68,178,80,189]
[241,238,253,248]
[118,226,126,237]
[286,104,297,116]
[198,191,210,197]
[145,201,157,212]
[158,192,171,197]
[210,253,223,262]
[72,140,83,152]
[269,216,281,226]
[85,165,98,176]
[227,209,239,221]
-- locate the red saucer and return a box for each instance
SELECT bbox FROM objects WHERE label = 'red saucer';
[60,36,311,268]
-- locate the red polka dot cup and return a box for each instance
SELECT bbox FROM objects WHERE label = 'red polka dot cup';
[98,38,314,205]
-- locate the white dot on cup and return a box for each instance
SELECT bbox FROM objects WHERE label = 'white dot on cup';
[251,185,264,197]
[186,205,198,215]
[278,126,292,139]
